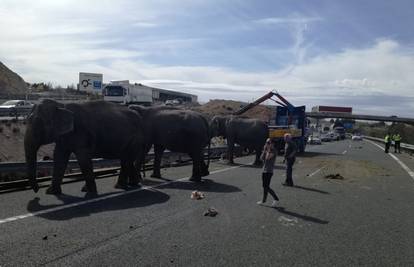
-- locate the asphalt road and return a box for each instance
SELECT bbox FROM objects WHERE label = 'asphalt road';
[0,139,414,266]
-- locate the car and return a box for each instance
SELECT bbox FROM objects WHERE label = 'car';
[320,134,332,142]
[308,135,322,145]
[0,100,34,116]
[352,134,363,141]
[329,132,340,141]
[165,99,182,106]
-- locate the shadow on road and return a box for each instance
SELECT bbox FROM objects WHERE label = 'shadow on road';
[299,151,340,158]
[156,178,241,193]
[26,189,170,221]
[293,185,330,195]
[273,206,329,224]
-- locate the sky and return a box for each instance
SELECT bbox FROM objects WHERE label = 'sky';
[1,0,414,116]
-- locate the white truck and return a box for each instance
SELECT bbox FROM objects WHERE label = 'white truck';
[103,80,153,105]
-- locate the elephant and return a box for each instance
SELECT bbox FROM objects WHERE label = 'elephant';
[129,105,210,182]
[210,115,268,165]
[24,99,146,195]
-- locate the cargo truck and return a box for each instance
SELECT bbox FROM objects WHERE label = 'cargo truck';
[103,80,153,105]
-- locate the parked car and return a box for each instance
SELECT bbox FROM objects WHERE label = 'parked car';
[329,132,340,141]
[352,134,363,141]
[0,100,34,116]
[165,99,182,106]
[308,135,322,145]
[320,133,332,142]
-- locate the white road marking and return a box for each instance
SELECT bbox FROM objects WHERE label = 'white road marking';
[365,139,414,181]
[278,216,298,227]
[342,150,347,155]
[308,166,326,177]
[0,165,240,225]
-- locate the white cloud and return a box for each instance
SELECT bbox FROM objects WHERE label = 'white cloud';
[254,16,323,25]
[0,2,413,116]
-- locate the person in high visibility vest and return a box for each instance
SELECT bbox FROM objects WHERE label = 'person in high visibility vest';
[393,133,402,153]
[384,133,391,153]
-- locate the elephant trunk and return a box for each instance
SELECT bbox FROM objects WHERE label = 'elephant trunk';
[24,128,40,193]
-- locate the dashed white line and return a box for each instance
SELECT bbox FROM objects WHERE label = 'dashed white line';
[365,139,414,181]
[342,150,347,155]
[0,165,241,225]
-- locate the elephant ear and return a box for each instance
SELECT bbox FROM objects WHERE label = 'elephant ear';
[54,108,74,136]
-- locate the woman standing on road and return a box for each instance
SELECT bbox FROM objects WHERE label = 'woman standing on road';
[257,138,279,207]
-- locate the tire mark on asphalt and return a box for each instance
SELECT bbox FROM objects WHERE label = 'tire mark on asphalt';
[365,139,414,181]
[0,165,241,225]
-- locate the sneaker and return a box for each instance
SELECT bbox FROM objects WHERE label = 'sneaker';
[257,201,265,205]
[271,200,278,207]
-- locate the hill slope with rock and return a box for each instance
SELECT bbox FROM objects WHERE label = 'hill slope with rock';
[0,61,28,95]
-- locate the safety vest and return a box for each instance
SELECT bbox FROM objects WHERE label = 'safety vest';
[394,134,402,142]
[385,135,391,143]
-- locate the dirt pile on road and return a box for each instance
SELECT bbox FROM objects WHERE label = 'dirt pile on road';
[0,61,28,95]
[194,99,275,122]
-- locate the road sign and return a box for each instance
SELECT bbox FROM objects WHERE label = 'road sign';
[79,72,103,94]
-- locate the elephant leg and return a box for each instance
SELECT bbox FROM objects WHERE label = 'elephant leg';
[189,152,202,182]
[200,158,210,177]
[151,145,164,178]
[253,149,263,166]
[136,148,146,181]
[127,160,141,187]
[227,140,235,165]
[115,159,129,190]
[76,151,97,194]
[46,145,70,195]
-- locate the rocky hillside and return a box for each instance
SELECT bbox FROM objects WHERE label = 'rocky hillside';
[0,61,28,95]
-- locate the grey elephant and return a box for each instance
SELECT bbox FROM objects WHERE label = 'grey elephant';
[24,99,146,195]
[210,115,268,165]
[129,105,210,182]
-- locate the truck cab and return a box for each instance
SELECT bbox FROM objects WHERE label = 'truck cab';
[103,80,153,105]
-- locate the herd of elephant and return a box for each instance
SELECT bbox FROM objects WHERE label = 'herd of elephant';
[24,99,269,195]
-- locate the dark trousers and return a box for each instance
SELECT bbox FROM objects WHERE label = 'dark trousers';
[385,142,391,153]
[262,172,278,202]
[395,141,401,153]
[285,157,295,185]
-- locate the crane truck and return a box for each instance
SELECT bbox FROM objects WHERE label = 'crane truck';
[234,91,308,153]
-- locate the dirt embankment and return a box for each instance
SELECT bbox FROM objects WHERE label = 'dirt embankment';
[193,99,275,122]
[0,119,54,163]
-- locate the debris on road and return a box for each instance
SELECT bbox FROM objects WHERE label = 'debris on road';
[203,207,218,217]
[324,173,344,180]
[42,235,48,240]
[191,190,205,200]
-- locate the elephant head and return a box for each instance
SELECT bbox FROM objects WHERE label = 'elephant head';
[24,99,74,192]
[210,115,229,138]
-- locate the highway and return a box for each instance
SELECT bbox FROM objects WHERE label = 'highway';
[1,139,414,266]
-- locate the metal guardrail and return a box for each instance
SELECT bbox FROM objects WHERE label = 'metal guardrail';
[363,136,414,153]
[0,145,231,173]
[307,112,414,124]
[0,107,32,117]
[0,145,239,191]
